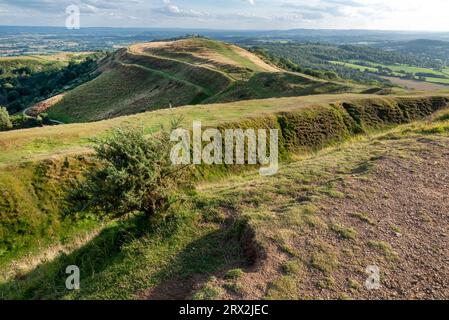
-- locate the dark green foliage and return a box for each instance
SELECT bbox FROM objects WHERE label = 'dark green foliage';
[9,113,53,129]
[0,54,103,115]
[0,106,12,131]
[70,124,189,219]
[382,39,449,66]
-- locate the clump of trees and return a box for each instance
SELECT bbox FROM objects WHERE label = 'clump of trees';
[70,121,190,219]
[249,43,408,85]
[0,106,12,131]
[0,53,103,115]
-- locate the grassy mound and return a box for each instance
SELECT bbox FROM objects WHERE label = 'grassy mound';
[46,39,356,123]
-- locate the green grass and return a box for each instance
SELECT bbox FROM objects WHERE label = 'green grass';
[0,53,92,78]
[351,212,376,226]
[0,207,244,299]
[225,269,244,280]
[0,57,63,77]
[368,241,398,260]
[330,223,358,240]
[3,106,449,299]
[425,77,449,84]
[1,94,448,260]
[141,38,273,75]
[349,60,447,77]
[206,72,350,103]
[3,93,438,167]
[48,63,207,123]
[192,38,266,72]
[265,275,299,300]
[193,279,224,300]
[0,157,100,266]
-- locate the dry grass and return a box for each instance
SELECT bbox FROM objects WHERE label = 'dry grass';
[129,38,279,74]
[1,93,444,167]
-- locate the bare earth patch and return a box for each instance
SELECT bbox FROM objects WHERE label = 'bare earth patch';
[26,94,65,117]
[129,39,279,73]
[318,138,449,299]
[223,136,449,300]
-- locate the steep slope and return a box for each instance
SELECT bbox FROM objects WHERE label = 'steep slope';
[46,38,355,123]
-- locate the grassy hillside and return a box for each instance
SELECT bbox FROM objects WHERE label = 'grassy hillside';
[1,93,444,168]
[46,38,356,123]
[1,93,448,271]
[1,94,449,299]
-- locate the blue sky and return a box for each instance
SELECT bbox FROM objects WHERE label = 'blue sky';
[0,0,449,31]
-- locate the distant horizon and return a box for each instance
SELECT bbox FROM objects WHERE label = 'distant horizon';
[1,25,449,34]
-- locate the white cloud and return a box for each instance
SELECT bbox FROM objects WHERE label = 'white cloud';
[0,0,448,31]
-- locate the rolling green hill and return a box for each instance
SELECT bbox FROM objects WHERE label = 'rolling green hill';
[46,38,356,123]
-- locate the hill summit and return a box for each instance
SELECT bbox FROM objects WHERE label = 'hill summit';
[44,38,353,123]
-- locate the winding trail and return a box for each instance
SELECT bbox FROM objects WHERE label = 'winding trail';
[23,100,65,125]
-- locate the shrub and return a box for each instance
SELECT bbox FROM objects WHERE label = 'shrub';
[0,106,12,131]
[70,121,189,219]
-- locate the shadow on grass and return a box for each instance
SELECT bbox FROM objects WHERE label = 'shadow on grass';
[0,211,245,300]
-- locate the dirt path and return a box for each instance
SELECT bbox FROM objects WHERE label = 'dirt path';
[23,94,65,125]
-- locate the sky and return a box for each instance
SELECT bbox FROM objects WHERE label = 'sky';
[0,0,449,31]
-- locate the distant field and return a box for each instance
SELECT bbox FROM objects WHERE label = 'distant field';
[382,76,449,91]
[330,61,378,73]
[426,77,449,84]
[0,52,92,73]
[331,60,449,86]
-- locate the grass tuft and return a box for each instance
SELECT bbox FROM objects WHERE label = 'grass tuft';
[351,212,376,226]
[330,223,358,240]
[225,269,244,280]
[368,240,398,260]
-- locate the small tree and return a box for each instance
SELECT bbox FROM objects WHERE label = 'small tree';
[0,106,12,131]
[71,121,189,219]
